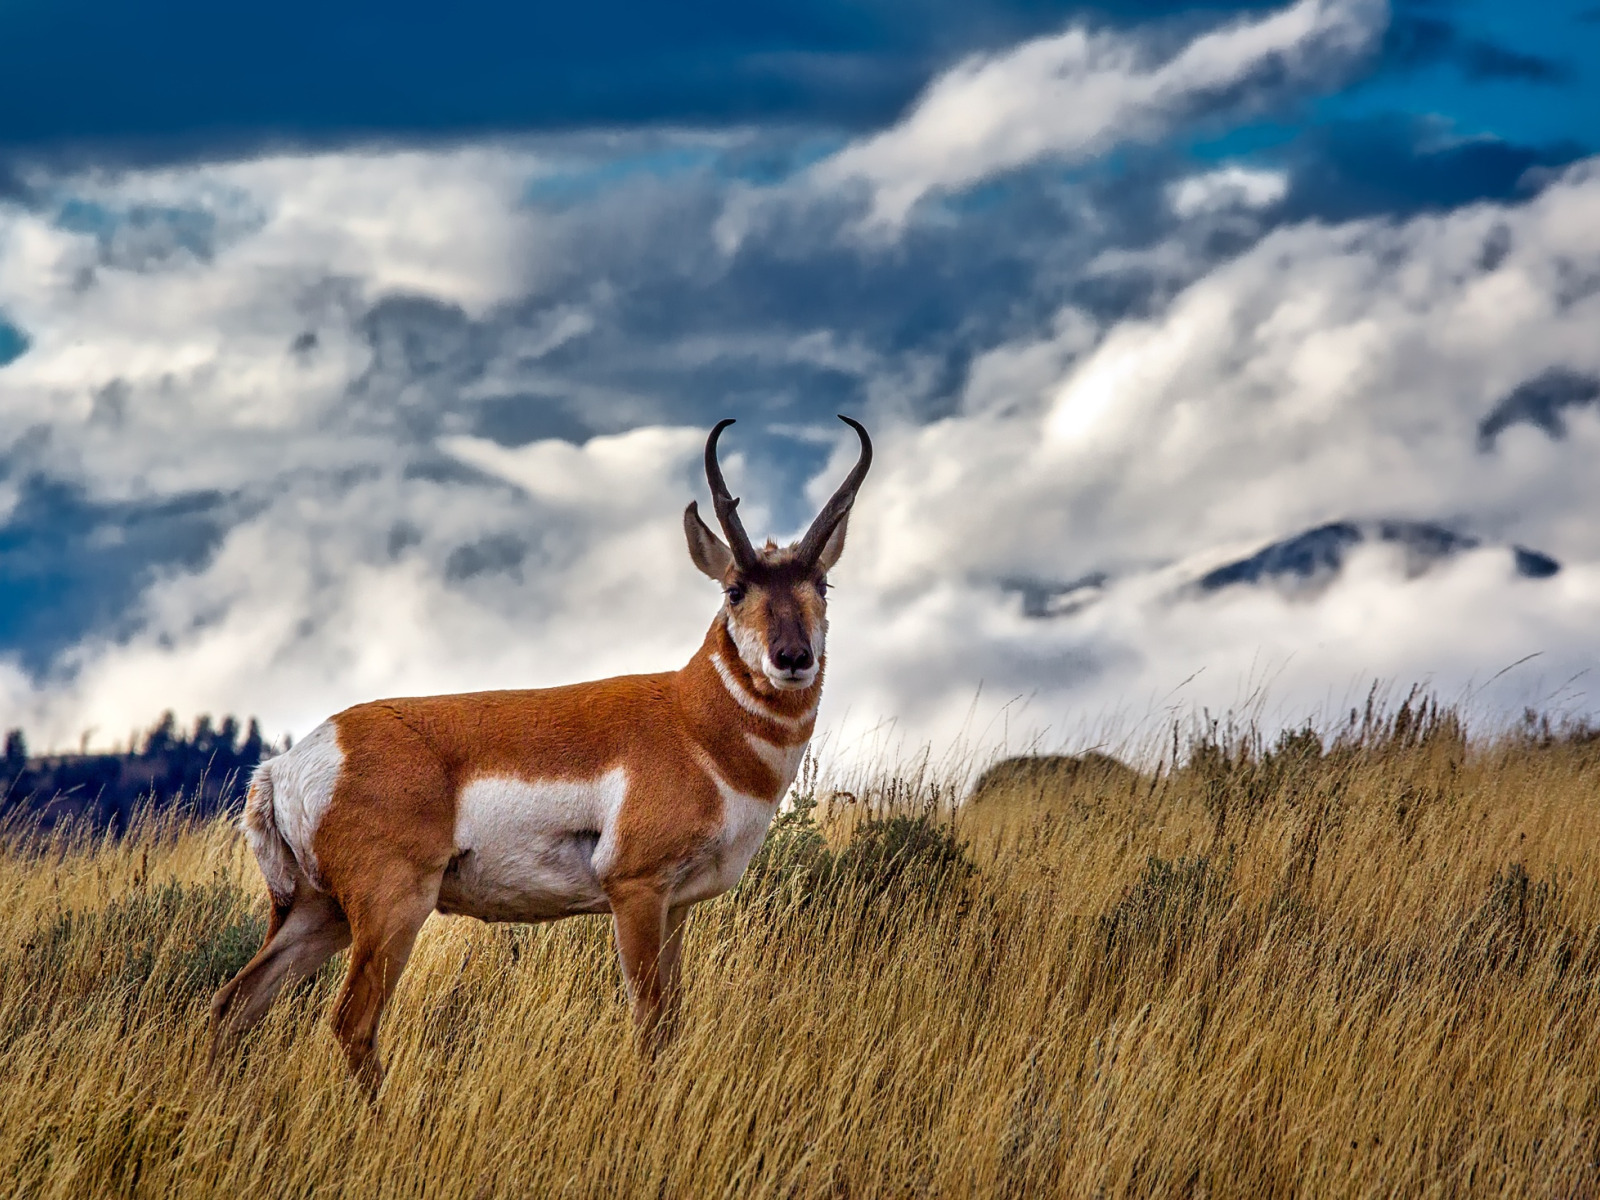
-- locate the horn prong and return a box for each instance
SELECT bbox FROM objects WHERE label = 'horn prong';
[705,419,759,571]
[796,415,873,566]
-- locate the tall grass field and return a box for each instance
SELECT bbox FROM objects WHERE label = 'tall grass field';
[3,697,1599,1197]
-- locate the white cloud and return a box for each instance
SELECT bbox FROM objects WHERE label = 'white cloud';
[0,440,722,749]
[0,147,554,514]
[815,160,1600,756]
[812,0,1383,231]
[1168,165,1290,218]
[4,49,1600,773]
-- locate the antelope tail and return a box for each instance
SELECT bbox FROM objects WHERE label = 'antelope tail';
[241,762,298,907]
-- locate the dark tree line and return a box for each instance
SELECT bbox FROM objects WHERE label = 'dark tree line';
[1,712,267,836]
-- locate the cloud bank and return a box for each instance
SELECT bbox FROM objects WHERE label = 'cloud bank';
[1,0,1597,764]
[813,0,1384,229]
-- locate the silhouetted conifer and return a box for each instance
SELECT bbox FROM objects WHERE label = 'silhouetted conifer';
[0,711,269,836]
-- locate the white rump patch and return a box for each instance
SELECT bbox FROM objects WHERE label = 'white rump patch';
[241,762,296,904]
[260,719,346,890]
[442,768,628,922]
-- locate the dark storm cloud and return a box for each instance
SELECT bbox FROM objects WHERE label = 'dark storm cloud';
[0,0,1285,157]
[472,396,595,449]
[334,139,1172,449]
[1383,14,1572,84]
[1478,368,1600,448]
[1279,116,1587,221]
[53,199,229,271]
[0,476,235,674]
[317,118,1584,489]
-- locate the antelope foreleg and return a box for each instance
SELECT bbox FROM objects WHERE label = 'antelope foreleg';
[609,887,677,1053]
[658,903,690,1033]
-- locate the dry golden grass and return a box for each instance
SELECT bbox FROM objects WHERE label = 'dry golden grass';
[3,700,1600,1198]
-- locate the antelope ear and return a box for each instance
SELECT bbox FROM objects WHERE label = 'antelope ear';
[815,512,850,573]
[684,502,735,581]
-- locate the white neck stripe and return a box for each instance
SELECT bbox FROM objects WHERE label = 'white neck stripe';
[711,652,813,731]
[689,743,737,796]
[745,731,807,776]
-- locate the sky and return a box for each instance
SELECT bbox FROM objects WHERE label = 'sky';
[2,0,1599,762]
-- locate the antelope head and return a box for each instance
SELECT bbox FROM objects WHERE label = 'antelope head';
[684,416,872,693]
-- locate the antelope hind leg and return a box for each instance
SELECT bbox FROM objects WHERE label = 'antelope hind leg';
[209,884,350,1067]
[330,873,439,1100]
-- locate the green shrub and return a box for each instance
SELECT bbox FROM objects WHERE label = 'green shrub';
[1098,854,1232,965]
[744,794,832,890]
[743,794,976,910]
[831,811,975,905]
[3,876,268,1042]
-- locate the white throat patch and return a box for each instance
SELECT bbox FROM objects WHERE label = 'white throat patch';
[725,609,823,691]
[711,651,812,730]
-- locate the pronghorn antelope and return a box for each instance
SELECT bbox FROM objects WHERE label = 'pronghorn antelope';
[210,416,871,1094]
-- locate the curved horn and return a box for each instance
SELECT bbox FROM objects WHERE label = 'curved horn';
[704,418,759,571]
[797,415,873,565]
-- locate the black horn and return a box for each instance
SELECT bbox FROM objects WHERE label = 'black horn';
[704,419,759,571]
[797,415,873,566]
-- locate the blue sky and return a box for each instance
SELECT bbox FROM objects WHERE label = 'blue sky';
[2,0,1599,755]
[1,0,1593,153]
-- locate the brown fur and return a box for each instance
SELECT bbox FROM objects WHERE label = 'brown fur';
[212,543,835,1095]
[211,419,866,1095]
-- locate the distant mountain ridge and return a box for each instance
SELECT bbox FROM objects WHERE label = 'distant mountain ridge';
[1198,520,1560,593]
[1004,518,1561,619]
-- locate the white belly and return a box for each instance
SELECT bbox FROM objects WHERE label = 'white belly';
[438,769,626,922]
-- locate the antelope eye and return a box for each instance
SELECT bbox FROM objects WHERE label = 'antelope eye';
[726,584,746,605]
[816,577,829,595]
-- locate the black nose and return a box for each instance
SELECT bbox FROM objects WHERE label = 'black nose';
[774,646,813,672]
